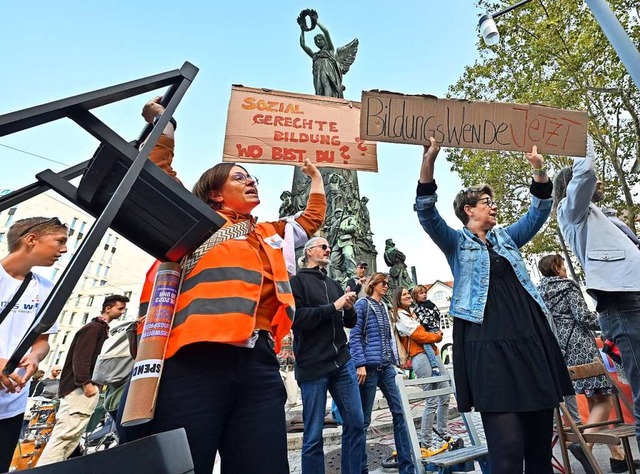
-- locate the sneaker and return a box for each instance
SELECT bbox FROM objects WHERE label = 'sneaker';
[567,443,596,474]
[610,457,640,473]
[431,367,441,376]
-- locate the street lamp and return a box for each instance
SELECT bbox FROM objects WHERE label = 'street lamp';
[478,0,533,46]
[478,0,640,92]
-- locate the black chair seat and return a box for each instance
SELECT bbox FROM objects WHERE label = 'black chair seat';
[77,143,225,262]
[27,428,194,474]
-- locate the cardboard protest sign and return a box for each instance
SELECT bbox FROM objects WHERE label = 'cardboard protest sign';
[223,86,377,171]
[360,90,588,157]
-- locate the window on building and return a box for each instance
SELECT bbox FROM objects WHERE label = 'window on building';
[75,295,81,306]
[82,313,89,324]
[88,295,94,307]
[124,291,132,299]
[70,313,77,325]
[103,266,110,277]
[62,332,69,344]
[97,264,103,276]
[99,280,107,286]
[55,352,64,365]
[432,291,448,303]
[0,232,5,242]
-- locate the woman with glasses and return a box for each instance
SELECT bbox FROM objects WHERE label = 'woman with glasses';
[415,138,573,473]
[121,98,326,474]
[350,272,414,474]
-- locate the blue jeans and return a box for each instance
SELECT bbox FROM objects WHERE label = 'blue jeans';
[412,352,450,447]
[423,344,439,372]
[597,291,640,450]
[359,365,414,474]
[299,360,365,474]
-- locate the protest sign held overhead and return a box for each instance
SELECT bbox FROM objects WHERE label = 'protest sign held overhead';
[360,90,588,157]
[223,86,378,171]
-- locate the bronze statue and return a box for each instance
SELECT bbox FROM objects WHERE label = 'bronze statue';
[298,9,358,98]
[285,9,376,279]
[384,239,415,291]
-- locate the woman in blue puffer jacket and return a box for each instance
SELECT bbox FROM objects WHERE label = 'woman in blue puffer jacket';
[350,272,414,474]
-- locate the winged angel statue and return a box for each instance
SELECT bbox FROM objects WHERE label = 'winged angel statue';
[298,9,358,99]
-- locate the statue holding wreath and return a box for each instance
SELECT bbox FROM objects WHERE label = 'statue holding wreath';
[297,9,358,99]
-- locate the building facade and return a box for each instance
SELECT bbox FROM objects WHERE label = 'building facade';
[424,280,454,365]
[0,191,154,369]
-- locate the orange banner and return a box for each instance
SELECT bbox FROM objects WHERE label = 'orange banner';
[223,86,378,171]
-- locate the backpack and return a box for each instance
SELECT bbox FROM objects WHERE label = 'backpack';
[92,321,136,385]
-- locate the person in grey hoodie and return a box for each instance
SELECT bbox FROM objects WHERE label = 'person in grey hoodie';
[290,236,364,474]
[555,138,640,453]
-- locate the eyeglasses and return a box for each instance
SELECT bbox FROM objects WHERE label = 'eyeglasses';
[231,172,259,185]
[19,217,63,237]
[476,197,497,208]
[380,281,390,287]
[308,243,330,251]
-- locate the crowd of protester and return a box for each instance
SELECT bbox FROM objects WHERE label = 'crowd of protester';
[1,98,638,474]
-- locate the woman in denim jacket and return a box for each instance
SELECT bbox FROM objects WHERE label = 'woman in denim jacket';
[415,138,573,473]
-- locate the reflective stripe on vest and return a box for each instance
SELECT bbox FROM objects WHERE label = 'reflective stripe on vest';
[173,296,257,327]
[160,222,295,358]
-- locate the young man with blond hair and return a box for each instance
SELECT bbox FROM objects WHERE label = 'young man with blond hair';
[0,217,68,472]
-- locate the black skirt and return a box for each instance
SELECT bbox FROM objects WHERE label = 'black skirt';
[453,249,574,412]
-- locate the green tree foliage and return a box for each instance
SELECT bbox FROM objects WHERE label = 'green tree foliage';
[447,0,640,258]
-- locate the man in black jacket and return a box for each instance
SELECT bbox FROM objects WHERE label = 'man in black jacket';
[291,236,364,474]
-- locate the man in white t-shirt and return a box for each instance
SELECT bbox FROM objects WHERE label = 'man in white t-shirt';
[0,216,68,472]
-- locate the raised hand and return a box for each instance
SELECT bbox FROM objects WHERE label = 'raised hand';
[524,145,544,169]
[142,96,165,123]
[422,137,441,164]
[301,158,320,178]
[419,137,441,184]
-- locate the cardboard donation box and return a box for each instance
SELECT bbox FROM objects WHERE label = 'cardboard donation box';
[223,85,378,171]
[121,262,181,426]
[360,90,589,157]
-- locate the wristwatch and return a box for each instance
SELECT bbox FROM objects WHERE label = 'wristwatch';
[532,166,547,176]
[152,114,177,131]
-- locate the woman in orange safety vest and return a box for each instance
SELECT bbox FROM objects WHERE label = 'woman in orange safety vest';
[119,98,326,474]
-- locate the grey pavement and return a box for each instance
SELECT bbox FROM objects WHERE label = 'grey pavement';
[283,389,640,474]
[211,388,639,473]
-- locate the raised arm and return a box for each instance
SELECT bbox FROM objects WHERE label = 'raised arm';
[299,30,313,58]
[141,96,181,184]
[316,21,335,52]
[293,159,326,236]
[504,145,553,247]
[415,138,459,255]
[562,146,597,225]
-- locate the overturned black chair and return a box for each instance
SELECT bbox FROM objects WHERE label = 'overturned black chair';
[0,62,225,375]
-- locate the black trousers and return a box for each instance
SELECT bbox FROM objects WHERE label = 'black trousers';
[118,333,288,474]
[481,409,554,474]
[0,413,23,472]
